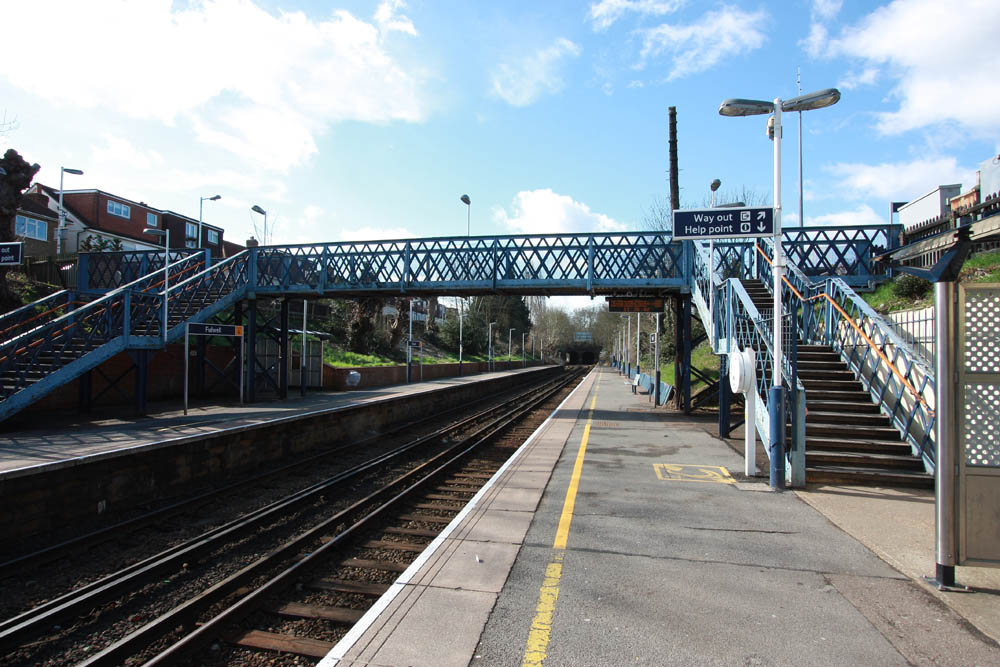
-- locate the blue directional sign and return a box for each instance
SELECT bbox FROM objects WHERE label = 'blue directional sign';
[672,207,774,240]
[0,242,23,266]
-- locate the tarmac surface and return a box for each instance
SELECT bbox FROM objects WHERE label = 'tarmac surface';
[329,366,1000,666]
[4,364,999,665]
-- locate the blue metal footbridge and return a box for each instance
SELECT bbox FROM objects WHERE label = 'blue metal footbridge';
[1,224,935,487]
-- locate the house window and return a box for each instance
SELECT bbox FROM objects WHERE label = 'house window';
[107,200,131,218]
[207,229,219,245]
[146,212,158,227]
[15,214,48,241]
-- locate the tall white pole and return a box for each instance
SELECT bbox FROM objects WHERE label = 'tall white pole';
[57,169,65,256]
[626,316,631,373]
[798,68,803,228]
[635,312,641,375]
[199,198,204,249]
[163,228,170,345]
[772,99,783,390]
[458,299,463,375]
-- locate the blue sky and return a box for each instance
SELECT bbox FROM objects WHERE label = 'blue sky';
[1,0,997,260]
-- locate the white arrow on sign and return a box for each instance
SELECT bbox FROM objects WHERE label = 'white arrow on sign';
[756,211,766,220]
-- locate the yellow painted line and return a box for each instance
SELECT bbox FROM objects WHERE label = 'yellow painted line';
[653,463,736,484]
[521,377,599,666]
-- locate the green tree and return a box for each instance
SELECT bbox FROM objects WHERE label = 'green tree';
[0,148,41,313]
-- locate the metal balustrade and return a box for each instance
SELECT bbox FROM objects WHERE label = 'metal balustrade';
[1,226,906,426]
[782,224,901,289]
[691,241,806,485]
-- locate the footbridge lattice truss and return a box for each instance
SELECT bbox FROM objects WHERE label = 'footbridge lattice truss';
[1,225,915,486]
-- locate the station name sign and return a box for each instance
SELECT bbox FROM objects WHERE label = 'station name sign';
[187,323,243,337]
[0,242,24,266]
[607,297,665,313]
[672,207,774,240]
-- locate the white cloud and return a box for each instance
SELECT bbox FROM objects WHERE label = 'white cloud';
[0,0,426,171]
[338,226,416,242]
[800,22,829,59]
[637,7,768,79]
[493,189,628,234]
[491,39,582,107]
[91,135,165,171]
[806,204,884,227]
[811,0,843,21]
[838,66,880,91]
[588,0,685,31]
[826,157,976,202]
[824,0,1000,134]
[375,0,417,36]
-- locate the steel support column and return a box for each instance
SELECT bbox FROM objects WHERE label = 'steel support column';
[719,354,732,438]
[279,299,289,399]
[78,369,93,414]
[680,295,692,414]
[247,299,257,403]
[132,349,149,416]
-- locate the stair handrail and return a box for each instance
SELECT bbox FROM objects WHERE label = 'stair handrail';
[158,250,251,337]
[753,241,937,469]
[815,277,937,469]
[717,276,807,485]
[0,291,82,346]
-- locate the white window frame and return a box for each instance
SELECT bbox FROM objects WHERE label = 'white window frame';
[146,212,158,227]
[15,214,48,241]
[107,200,131,218]
[207,229,220,245]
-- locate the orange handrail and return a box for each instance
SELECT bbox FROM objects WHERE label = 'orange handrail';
[753,244,931,414]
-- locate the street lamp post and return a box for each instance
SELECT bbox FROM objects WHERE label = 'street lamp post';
[251,205,267,244]
[508,328,515,370]
[460,194,471,236]
[199,195,221,251]
[488,321,496,371]
[458,299,463,377]
[143,227,170,344]
[719,86,840,489]
[57,167,84,256]
[522,332,526,367]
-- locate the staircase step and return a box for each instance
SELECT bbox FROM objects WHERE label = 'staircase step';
[799,379,864,391]
[805,436,913,455]
[806,466,932,488]
[803,422,901,440]
[806,400,880,414]
[798,369,857,381]
[803,411,891,427]
[802,389,873,403]
[807,451,924,470]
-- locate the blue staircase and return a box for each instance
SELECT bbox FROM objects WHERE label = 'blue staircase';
[690,232,936,487]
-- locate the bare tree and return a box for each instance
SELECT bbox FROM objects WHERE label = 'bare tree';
[0,148,41,312]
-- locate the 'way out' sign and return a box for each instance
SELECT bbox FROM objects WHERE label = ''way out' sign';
[672,207,774,240]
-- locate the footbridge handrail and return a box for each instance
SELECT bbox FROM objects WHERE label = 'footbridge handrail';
[691,240,806,485]
[753,241,937,470]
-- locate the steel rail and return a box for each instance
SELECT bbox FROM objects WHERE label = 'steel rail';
[133,368,583,666]
[0,370,569,656]
[0,372,545,575]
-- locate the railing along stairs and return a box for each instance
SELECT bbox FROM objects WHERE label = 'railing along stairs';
[0,251,214,422]
[690,234,936,487]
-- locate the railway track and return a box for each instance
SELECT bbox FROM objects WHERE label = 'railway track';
[0,367,586,665]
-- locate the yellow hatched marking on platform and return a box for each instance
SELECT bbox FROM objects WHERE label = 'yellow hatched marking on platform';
[653,463,736,484]
[522,378,599,666]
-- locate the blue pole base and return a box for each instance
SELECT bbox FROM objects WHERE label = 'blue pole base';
[768,385,786,490]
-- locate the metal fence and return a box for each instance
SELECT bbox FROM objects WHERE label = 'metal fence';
[885,306,936,366]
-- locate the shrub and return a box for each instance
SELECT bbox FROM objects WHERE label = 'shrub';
[892,273,931,301]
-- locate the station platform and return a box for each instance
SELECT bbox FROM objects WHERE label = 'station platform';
[0,366,549,481]
[326,366,1000,666]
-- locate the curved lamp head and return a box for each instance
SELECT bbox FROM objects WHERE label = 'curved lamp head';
[460,194,470,206]
[782,88,840,112]
[719,98,774,117]
[710,179,722,192]
[206,194,221,201]
[251,205,266,215]
[62,167,84,175]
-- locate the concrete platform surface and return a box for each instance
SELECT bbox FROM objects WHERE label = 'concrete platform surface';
[0,367,546,478]
[328,366,1000,666]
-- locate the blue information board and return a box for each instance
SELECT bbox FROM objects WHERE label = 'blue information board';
[0,242,23,266]
[672,207,774,240]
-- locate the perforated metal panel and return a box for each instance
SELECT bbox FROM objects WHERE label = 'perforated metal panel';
[964,290,1000,374]
[961,288,1000,468]
[963,383,1000,466]
[958,284,1000,565]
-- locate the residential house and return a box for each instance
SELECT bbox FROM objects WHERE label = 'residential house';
[22,185,231,258]
[11,192,59,257]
